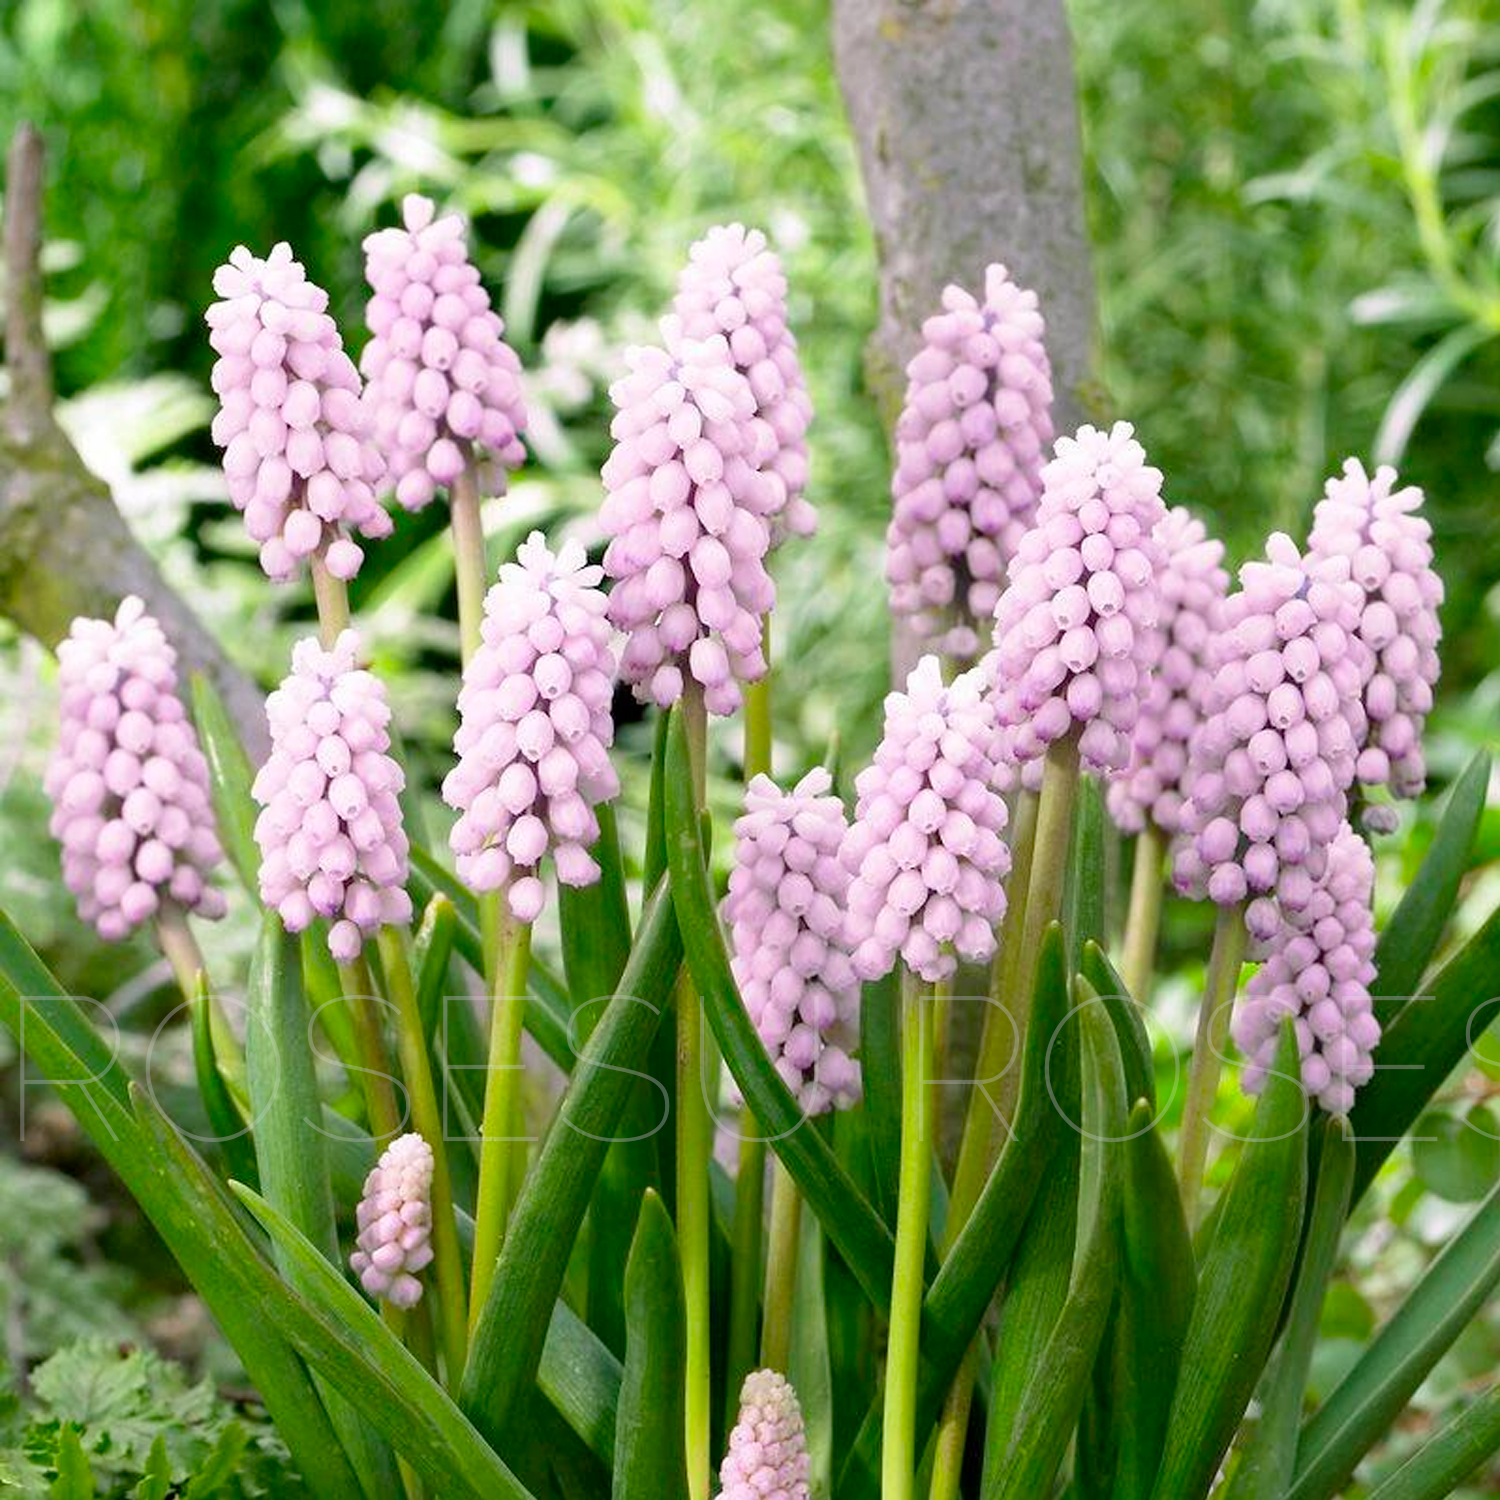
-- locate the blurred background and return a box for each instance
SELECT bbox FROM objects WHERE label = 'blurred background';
[0,0,1497,1492]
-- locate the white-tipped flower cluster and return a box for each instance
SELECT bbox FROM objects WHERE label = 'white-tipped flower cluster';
[723,770,860,1115]
[675,223,814,541]
[1308,459,1442,831]
[841,657,1010,984]
[1235,823,1380,1115]
[443,532,619,924]
[600,324,778,716]
[886,265,1054,660]
[350,1133,434,1309]
[716,1370,811,1500]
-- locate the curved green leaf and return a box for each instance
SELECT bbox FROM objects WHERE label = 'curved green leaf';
[414,893,459,1042]
[541,1300,622,1466]
[189,672,260,892]
[1365,1381,1500,1500]
[189,969,258,1190]
[1064,776,1107,960]
[1082,939,1156,1110]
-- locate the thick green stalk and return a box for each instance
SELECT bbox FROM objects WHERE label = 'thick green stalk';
[1121,824,1166,1004]
[337,955,403,1140]
[883,972,935,1500]
[760,1156,803,1372]
[449,455,488,665]
[310,554,352,646]
[1177,903,1248,1221]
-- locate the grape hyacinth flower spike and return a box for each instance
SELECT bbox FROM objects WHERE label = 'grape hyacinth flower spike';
[989,421,1168,774]
[253,630,412,961]
[675,223,815,541]
[716,1369,811,1500]
[886,264,1053,661]
[46,597,226,940]
[1307,458,1442,831]
[600,320,778,716]
[207,243,390,582]
[350,1132,435,1309]
[361,194,527,512]
[723,769,861,1114]
[443,530,620,923]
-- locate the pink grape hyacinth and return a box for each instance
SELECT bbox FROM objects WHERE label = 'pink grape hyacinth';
[46,597,227,940]
[361,194,527,512]
[1174,533,1370,941]
[1308,458,1442,831]
[723,770,861,1115]
[675,223,815,541]
[1108,507,1229,837]
[442,531,620,924]
[600,323,778,716]
[207,243,390,582]
[1234,822,1380,1115]
[886,264,1054,661]
[841,657,1010,984]
[716,1369,811,1500]
[350,1133,434,1309]
[989,421,1168,773]
[253,631,412,961]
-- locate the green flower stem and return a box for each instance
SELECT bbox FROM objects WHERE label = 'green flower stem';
[449,454,488,665]
[155,900,246,1089]
[310,553,352,647]
[883,969,936,1500]
[469,914,533,1332]
[336,955,403,1141]
[374,924,469,1385]
[759,1155,803,1372]
[1177,902,1248,1220]
[1121,824,1167,1005]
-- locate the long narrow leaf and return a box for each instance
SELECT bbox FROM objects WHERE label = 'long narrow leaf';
[189,969,257,1190]
[189,672,260,891]
[540,1300,622,1466]
[1365,1382,1500,1500]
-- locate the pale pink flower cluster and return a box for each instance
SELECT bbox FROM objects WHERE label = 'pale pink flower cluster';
[442,532,619,924]
[1308,459,1442,830]
[675,223,814,541]
[600,325,778,715]
[886,265,1054,660]
[841,657,1010,984]
[1108,507,1229,836]
[46,598,226,940]
[207,243,390,582]
[1174,534,1370,941]
[989,422,1168,772]
[1235,823,1380,1115]
[253,632,412,961]
[723,770,860,1115]
[350,1133,434,1309]
[716,1370,811,1500]
[360,194,527,511]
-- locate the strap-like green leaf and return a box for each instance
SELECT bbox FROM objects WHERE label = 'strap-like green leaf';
[414,893,459,1042]
[859,970,902,1224]
[789,1205,834,1498]
[189,671,261,891]
[1081,939,1156,1110]
[1364,1381,1500,1500]
[1063,776,1107,961]
[561,802,632,1024]
[540,1300,622,1465]
[613,1190,688,1500]
[189,969,258,1190]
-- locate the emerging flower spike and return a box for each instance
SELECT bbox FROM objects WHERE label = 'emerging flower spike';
[1108,507,1229,836]
[45,597,226,940]
[361,194,527,512]
[207,243,390,582]
[350,1132,434,1309]
[716,1369,811,1500]
[723,769,861,1115]
[443,531,620,923]
[674,223,815,541]
[841,657,1010,984]
[253,631,412,961]
[1174,534,1370,940]
[887,265,1054,661]
[600,322,778,716]
[989,421,1168,772]
[1234,822,1380,1115]
[1307,459,1442,830]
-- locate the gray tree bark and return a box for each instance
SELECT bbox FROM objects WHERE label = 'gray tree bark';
[0,124,267,755]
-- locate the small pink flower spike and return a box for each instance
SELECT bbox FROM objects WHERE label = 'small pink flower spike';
[887,265,1054,662]
[600,320,779,717]
[1307,459,1442,832]
[442,531,620,923]
[675,224,814,543]
[1108,507,1229,837]
[361,194,527,512]
[716,1369,811,1500]
[350,1132,434,1308]
[1174,533,1371,940]
[45,597,227,940]
[1234,822,1380,1115]
[841,657,1010,984]
[723,769,861,1114]
[252,631,412,962]
[207,243,390,583]
[989,421,1169,773]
